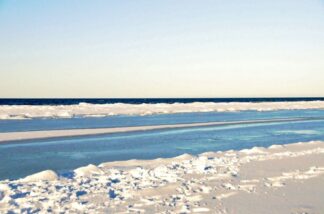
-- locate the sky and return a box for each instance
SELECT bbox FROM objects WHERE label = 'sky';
[0,0,324,98]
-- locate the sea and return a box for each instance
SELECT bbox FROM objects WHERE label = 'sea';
[1,97,324,105]
[1,97,324,180]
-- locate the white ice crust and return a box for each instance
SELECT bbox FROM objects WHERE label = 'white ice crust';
[1,141,324,213]
[1,101,324,120]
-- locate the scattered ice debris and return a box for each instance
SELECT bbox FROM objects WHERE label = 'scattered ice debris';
[74,164,103,177]
[0,141,323,213]
[1,101,324,119]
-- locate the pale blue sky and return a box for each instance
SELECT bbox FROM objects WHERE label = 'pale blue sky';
[0,0,323,98]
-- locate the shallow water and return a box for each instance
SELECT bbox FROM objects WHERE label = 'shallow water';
[1,110,324,180]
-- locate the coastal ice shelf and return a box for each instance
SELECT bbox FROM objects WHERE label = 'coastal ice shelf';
[1,101,324,120]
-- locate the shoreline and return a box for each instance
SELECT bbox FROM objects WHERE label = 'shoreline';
[1,117,323,143]
[1,140,323,213]
[1,101,324,120]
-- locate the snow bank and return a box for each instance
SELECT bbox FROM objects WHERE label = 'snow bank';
[20,170,58,182]
[1,141,324,213]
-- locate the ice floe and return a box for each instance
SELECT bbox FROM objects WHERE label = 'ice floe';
[1,101,324,119]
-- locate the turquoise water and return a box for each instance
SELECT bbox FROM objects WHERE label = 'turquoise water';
[1,110,324,180]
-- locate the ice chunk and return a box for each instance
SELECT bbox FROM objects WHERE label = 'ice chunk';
[74,164,103,177]
[21,170,58,182]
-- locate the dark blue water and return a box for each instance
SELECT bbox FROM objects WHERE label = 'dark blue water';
[1,110,324,180]
[0,97,324,105]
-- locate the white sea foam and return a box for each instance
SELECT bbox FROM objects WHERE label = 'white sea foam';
[0,101,324,120]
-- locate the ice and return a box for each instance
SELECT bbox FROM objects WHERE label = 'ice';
[74,164,104,177]
[20,170,58,182]
[1,101,324,119]
[0,141,324,213]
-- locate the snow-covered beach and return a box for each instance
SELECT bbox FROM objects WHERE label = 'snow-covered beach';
[1,0,324,212]
[1,141,324,213]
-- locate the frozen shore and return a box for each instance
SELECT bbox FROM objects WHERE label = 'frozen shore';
[1,141,324,213]
[1,101,324,120]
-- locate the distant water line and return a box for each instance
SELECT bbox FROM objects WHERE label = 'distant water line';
[1,97,324,105]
